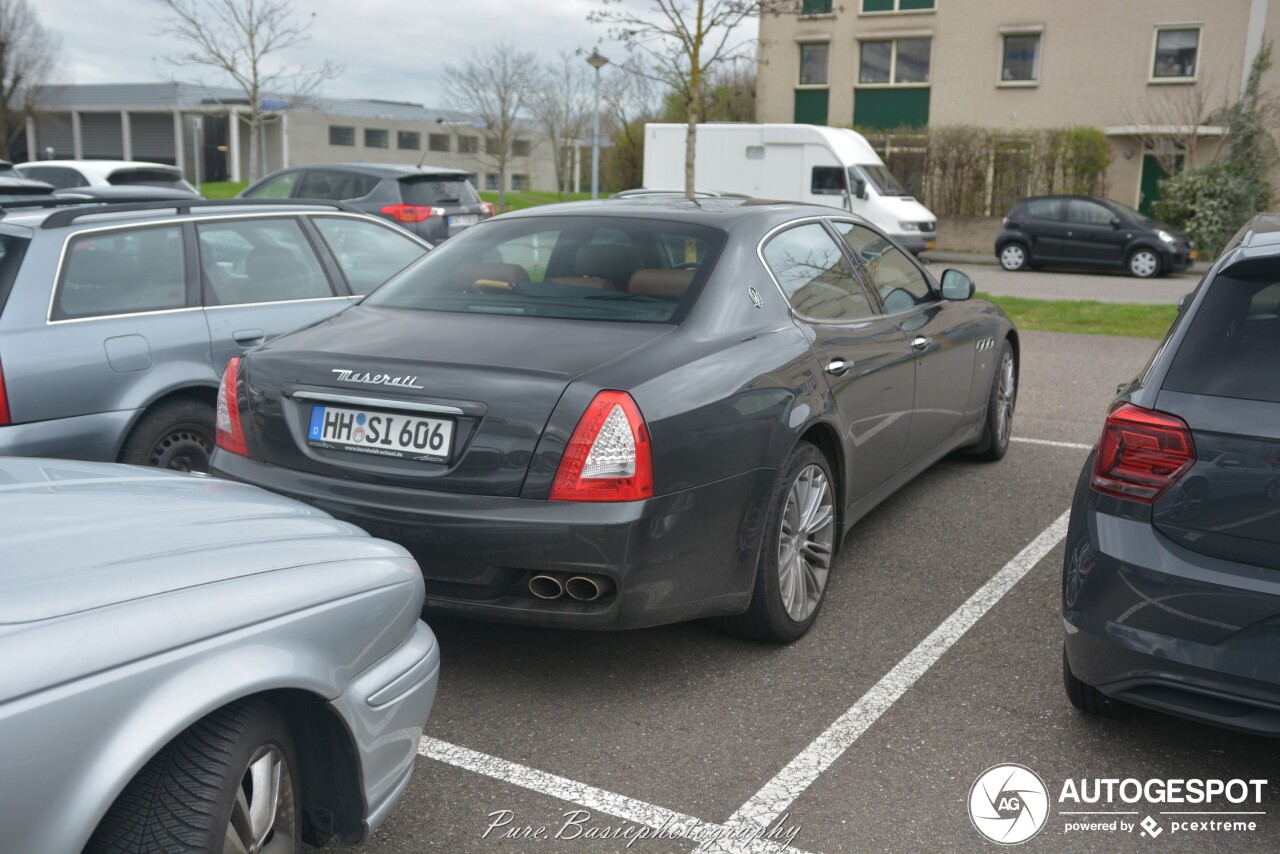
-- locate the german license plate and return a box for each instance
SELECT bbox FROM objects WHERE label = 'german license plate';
[1189,249,1199,260]
[449,214,479,227]
[925,239,936,250]
[308,405,452,462]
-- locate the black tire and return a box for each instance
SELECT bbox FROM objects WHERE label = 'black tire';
[716,441,837,643]
[1063,646,1129,718]
[998,242,1029,271]
[963,339,1016,461]
[87,698,301,854]
[119,399,216,473]
[1127,247,1161,278]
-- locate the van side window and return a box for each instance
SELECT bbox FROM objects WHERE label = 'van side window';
[811,167,847,196]
[832,222,935,312]
[54,226,187,320]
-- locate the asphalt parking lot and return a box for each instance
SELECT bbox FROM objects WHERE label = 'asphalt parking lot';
[339,326,1280,854]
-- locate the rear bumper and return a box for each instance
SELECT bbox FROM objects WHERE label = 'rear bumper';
[1063,484,1280,736]
[211,450,771,630]
[0,410,135,462]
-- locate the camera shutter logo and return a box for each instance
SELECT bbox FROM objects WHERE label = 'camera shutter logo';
[969,764,1050,845]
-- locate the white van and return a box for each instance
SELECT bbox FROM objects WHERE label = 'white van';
[642,123,937,253]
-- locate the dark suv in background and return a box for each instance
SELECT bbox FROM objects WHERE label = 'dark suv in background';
[240,163,493,243]
[1062,212,1280,734]
[996,195,1194,278]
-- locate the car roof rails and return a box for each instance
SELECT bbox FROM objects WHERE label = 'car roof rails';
[31,198,366,230]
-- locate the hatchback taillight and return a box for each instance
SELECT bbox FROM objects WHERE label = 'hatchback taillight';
[380,204,445,223]
[215,357,248,457]
[550,391,654,502]
[1091,402,1196,502]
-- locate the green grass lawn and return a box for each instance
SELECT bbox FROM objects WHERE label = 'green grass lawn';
[977,292,1178,340]
[481,190,592,212]
[198,180,248,199]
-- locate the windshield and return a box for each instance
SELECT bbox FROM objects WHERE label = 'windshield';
[365,215,725,324]
[851,164,909,196]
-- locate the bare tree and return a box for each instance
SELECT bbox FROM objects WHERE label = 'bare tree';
[0,0,59,161]
[530,51,593,200]
[601,62,662,190]
[589,1,800,198]
[445,41,540,211]
[156,0,340,182]
[1122,74,1234,174]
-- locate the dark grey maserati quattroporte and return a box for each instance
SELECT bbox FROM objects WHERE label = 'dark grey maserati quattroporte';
[212,198,1018,642]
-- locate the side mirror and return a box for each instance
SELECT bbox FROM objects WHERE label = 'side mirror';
[1110,217,1123,229]
[855,178,867,200]
[940,268,975,301]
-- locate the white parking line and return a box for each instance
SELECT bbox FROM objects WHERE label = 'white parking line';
[1011,436,1093,450]
[697,510,1072,852]
[420,737,814,854]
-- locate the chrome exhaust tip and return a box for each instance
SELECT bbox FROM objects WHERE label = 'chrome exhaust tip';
[565,575,615,602]
[529,574,565,600]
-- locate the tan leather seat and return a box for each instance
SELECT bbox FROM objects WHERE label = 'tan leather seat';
[451,262,530,291]
[627,269,695,300]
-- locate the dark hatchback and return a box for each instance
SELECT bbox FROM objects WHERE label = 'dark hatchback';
[1063,212,1280,734]
[211,198,1017,642]
[240,163,493,243]
[996,195,1195,278]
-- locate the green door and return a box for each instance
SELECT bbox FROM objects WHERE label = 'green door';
[1138,154,1179,217]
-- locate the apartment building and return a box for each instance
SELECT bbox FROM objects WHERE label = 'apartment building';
[758,0,1278,212]
[22,83,558,194]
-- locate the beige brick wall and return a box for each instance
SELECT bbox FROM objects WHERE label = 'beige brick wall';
[934,216,1003,253]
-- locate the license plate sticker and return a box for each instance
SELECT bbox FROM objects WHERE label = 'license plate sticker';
[449,214,479,227]
[308,405,453,462]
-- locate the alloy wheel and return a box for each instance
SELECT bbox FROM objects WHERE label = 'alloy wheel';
[995,350,1016,447]
[223,744,297,854]
[777,464,835,622]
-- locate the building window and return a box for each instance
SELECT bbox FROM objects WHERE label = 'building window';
[862,0,934,13]
[484,173,500,190]
[512,139,531,157]
[512,174,529,191]
[801,0,833,13]
[485,137,501,156]
[458,135,479,154]
[800,43,829,84]
[365,128,389,148]
[428,133,450,152]
[1001,33,1041,82]
[329,125,355,146]
[1152,26,1199,80]
[859,38,931,85]
[398,131,421,150]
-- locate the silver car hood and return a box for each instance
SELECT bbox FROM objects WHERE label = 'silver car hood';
[0,457,397,624]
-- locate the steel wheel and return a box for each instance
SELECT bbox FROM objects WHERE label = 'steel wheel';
[224,745,297,854]
[999,244,1027,271]
[148,423,214,471]
[777,464,835,622]
[994,349,1016,448]
[1128,249,1160,278]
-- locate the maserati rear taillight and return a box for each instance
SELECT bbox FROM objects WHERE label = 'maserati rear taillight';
[550,391,654,501]
[215,357,248,457]
[1091,402,1196,502]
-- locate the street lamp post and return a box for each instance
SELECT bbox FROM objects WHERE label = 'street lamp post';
[587,48,609,200]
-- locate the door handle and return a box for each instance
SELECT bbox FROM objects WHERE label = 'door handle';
[233,328,265,345]
[825,358,851,376]
[911,336,930,351]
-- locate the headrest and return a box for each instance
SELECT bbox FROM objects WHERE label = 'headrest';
[627,268,695,300]
[574,243,643,286]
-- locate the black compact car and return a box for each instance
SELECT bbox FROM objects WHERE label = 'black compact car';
[1063,212,1280,734]
[211,198,1018,642]
[995,195,1195,278]
[240,163,492,243]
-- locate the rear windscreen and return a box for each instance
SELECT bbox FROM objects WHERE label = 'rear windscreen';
[1164,274,1280,403]
[399,176,482,207]
[364,215,725,324]
[0,233,31,315]
[108,169,194,191]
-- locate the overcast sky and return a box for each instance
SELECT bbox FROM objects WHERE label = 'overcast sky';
[37,0,757,107]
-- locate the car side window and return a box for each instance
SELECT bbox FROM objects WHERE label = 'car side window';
[1067,199,1116,226]
[197,218,334,305]
[832,221,935,313]
[22,166,88,190]
[312,216,428,295]
[243,171,300,199]
[54,225,187,320]
[762,223,876,321]
[296,170,378,200]
[1025,198,1063,220]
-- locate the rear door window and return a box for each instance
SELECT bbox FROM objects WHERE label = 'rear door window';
[312,216,429,295]
[762,223,876,321]
[54,226,187,320]
[832,221,935,312]
[197,218,334,305]
[1164,275,1280,403]
[244,171,301,199]
[399,176,481,207]
[296,170,379,200]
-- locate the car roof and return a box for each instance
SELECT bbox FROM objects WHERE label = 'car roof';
[21,160,182,174]
[1217,212,1280,270]
[269,163,471,178]
[496,197,869,230]
[0,198,367,230]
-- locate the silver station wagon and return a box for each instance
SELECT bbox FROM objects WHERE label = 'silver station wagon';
[0,198,431,471]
